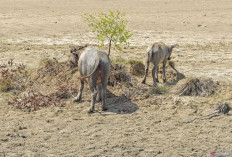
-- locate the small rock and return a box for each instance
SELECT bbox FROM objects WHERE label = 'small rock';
[19,126,27,130]
[198,24,207,27]
[1,138,8,142]
[157,150,162,154]
[19,134,27,139]
[44,135,51,141]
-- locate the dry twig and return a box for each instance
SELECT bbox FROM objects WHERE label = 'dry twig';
[185,103,230,123]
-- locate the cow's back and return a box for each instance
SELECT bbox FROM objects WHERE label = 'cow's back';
[151,43,169,63]
[78,48,110,76]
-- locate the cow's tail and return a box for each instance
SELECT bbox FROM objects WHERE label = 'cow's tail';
[78,54,100,80]
[145,44,153,68]
[170,43,179,51]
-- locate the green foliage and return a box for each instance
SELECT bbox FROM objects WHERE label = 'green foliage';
[82,10,133,56]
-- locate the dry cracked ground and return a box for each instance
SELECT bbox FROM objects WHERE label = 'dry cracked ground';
[1,0,232,156]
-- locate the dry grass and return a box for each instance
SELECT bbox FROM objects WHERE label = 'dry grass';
[146,86,170,96]
[0,78,12,92]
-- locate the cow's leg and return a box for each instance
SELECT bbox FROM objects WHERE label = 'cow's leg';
[152,64,158,86]
[163,61,167,83]
[96,83,102,102]
[88,77,98,113]
[156,66,159,83]
[74,79,85,102]
[99,63,110,111]
[142,61,150,84]
[100,76,109,111]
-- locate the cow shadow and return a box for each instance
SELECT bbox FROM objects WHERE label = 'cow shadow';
[167,65,185,86]
[97,89,139,115]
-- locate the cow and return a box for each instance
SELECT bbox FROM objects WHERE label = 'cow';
[70,46,111,113]
[141,42,178,86]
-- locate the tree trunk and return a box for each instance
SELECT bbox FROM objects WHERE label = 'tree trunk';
[108,39,112,56]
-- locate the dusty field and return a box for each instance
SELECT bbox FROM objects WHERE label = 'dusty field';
[1,0,232,156]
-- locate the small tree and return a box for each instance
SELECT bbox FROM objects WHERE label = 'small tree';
[82,10,133,56]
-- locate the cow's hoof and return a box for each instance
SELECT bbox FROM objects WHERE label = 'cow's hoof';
[96,97,101,103]
[141,80,146,84]
[73,96,81,102]
[163,80,166,84]
[88,108,94,114]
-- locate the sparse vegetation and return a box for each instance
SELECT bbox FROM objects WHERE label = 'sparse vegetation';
[182,41,232,51]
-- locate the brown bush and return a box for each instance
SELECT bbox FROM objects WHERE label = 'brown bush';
[6,58,78,111]
[172,77,215,96]
[8,90,65,111]
[0,59,30,92]
[108,64,131,87]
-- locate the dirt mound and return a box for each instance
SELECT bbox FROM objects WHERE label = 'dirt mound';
[172,77,215,96]
[130,62,145,76]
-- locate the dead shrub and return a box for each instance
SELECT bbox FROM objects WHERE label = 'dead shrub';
[8,90,65,111]
[51,80,78,99]
[173,78,215,96]
[37,58,65,78]
[215,102,230,114]
[6,58,79,111]
[108,64,131,86]
[36,58,79,99]
[0,59,30,92]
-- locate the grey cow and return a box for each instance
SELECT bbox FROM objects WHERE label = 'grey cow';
[141,42,178,86]
[70,46,111,113]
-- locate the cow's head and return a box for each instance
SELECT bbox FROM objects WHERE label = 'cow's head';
[168,43,179,60]
[69,44,88,67]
